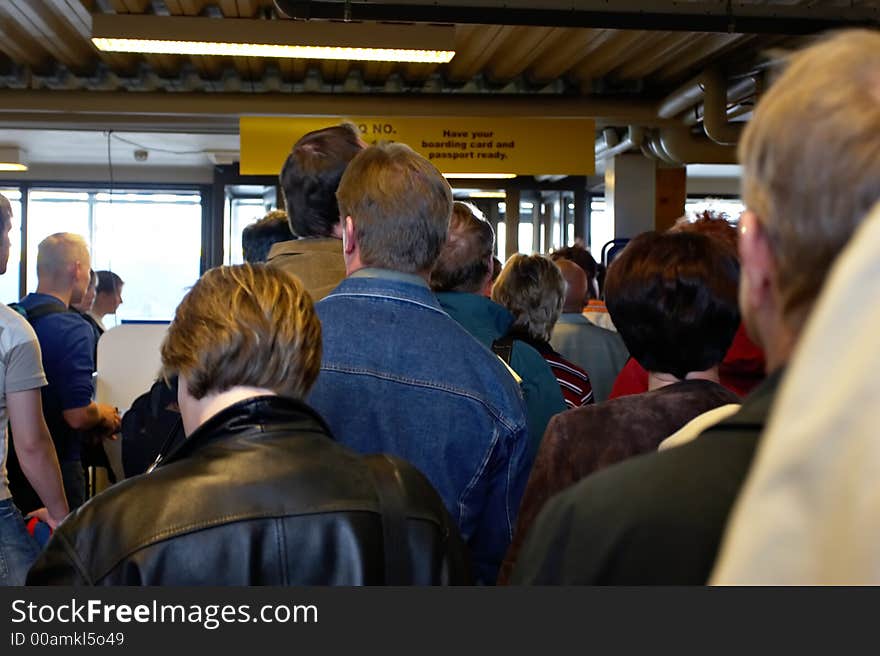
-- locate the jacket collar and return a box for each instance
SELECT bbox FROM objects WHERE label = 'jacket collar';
[709,367,784,431]
[158,395,331,468]
[267,238,342,259]
[323,274,443,314]
[436,292,513,345]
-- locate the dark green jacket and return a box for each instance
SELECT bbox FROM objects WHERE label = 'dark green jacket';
[511,369,782,585]
[437,292,566,459]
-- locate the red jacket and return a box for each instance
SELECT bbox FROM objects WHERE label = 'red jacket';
[609,323,766,399]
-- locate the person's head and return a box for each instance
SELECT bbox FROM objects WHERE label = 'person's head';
[72,269,98,313]
[242,209,295,263]
[492,254,565,343]
[604,231,740,379]
[36,233,91,304]
[337,142,452,276]
[430,202,495,293]
[738,30,880,355]
[0,193,12,276]
[549,245,598,301]
[279,122,365,239]
[93,270,124,317]
[555,259,588,314]
[671,211,738,253]
[161,264,322,435]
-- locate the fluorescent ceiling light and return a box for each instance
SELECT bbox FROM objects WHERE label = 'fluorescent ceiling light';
[464,191,507,199]
[0,147,27,172]
[91,15,455,64]
[443,173,517,180]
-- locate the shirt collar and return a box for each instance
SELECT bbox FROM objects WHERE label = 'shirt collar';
[349,267,429,288]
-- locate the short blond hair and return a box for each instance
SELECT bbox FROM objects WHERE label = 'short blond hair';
[161,264,322,400]
[36,233,89,278]
[336,142,452,274]
[492,254,565,343]
[739,29,880,326]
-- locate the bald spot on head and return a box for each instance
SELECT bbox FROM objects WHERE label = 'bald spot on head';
[556,259,588,313]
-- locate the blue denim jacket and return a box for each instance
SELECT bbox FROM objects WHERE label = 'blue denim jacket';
[309,270,531,584]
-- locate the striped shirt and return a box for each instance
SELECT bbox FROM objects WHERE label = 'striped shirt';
[513,332,594,409]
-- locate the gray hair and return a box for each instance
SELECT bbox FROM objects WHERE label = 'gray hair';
[492,254,565,343]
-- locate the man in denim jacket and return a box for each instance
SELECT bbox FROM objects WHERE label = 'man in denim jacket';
[308,143,531,584]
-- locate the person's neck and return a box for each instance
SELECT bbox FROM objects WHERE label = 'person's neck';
[185,386,278,437]
[562,304,582,314]
[749,305,801,376]
[648,366,720,392]
[34,284,71,307]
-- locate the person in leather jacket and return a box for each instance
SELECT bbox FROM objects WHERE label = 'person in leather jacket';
[27,264,471,585]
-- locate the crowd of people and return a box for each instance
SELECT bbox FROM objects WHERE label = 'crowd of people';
[0,29,878,585]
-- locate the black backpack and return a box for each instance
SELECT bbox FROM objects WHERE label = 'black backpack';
[120,376,186,478]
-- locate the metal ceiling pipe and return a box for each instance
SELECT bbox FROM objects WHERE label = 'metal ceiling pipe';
[643,133,678,165]
[657,74,704,120]
[702,67,742,146]
[595,125,644,160]
[656,126,737,165]
[681,76,757,126]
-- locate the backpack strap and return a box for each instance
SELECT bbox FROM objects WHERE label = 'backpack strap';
[491,334,515,366]
[8,302,70,323]
[365,454,412,585]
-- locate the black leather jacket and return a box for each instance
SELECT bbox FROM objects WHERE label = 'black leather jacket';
[27,396,471,585]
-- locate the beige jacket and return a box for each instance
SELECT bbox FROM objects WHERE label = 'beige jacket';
[267,238,346,301]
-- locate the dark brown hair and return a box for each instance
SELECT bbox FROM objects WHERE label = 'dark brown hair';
[605,231,740,378]
[430,202,495,293]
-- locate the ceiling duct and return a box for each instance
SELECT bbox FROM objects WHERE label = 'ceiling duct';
[651,126,737,165]
[658,69,757,146]
[595,126,644,160]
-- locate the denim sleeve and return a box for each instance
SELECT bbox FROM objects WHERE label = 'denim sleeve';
[55,322,97,411]
[461,421,531,585]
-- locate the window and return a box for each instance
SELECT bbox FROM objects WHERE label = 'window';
[685,197,745,223]
[590,198,613,258]
[224,196,270,266]
[92,192,202,323]
[0,188,22,303]
[25,188,202,324]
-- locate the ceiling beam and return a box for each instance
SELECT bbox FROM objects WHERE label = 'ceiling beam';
[0,88,673,124]
[273,0,879,34]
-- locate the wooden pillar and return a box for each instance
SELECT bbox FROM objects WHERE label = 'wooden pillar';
[655,165,687,232]
[573,185,589,248]
[505,188,520,260]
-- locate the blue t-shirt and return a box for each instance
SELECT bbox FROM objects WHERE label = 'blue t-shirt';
[19,293,96,462]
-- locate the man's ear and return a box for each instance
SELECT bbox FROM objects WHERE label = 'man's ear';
[343,216,357,255]
[738,210,776,306]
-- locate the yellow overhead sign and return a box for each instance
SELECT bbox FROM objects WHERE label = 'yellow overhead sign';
[239,117,595,176]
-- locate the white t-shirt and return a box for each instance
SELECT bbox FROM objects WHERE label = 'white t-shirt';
[0,304,49,501]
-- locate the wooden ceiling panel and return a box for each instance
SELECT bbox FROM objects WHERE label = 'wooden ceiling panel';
[527,28,602,83]
[614,32,702,80]
[163,0,207,16]
[54,0,137,72]
[219,0,241,17]
[108,0,153,12]
[569,30,646,81]
[6,0,96,72]
[656,33,754,80]
[446,24,512,82]
[0,23,49,69]
[485,26,557,81]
